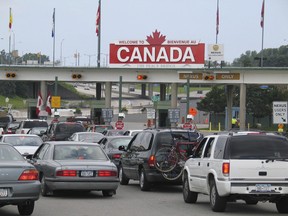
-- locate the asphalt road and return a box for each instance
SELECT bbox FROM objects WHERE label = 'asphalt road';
[0,180,281,216]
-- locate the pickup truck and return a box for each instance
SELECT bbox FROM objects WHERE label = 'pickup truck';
[182,133,288,213]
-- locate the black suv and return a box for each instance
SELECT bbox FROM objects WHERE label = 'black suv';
[42,122,85,141]
[118,129,202,191]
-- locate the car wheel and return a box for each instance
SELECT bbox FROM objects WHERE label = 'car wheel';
[139,168,151,191]
[119,165,129,185]
[17,200,34,216]
[276,198,288,213]
[41,176,52,196]
[102,190,116,197]
[209,180,227,212]
[183,173,198,203]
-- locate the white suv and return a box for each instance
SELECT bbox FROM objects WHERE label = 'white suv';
[183,133,288,213]
[15,119,48,134]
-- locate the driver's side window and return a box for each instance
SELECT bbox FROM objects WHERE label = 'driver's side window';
[194,138,207,158]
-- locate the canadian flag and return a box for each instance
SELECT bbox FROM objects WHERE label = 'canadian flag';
[96,5,100,36]
[36,91,43,116]
[46,92,52,115]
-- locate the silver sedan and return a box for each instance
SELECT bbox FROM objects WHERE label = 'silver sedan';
[0,143,40,215]
[29,141,119,197]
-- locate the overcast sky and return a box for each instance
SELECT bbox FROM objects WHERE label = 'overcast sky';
[1,0,288,66]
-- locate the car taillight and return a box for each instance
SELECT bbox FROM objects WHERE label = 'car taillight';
[21,130,25,134]
[148,155,155,167]
[56,170,77,177]
[112,154,121,159]
[222,162,230,175]
[98,170,117,177]
[18,169,39,180]
[50,135,56,141]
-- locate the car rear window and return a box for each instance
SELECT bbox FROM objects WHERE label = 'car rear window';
[56,123,85,133]
[4,136,43,146]
[227,135,288,159]
[54,145,108,160]
[23,121,48,128]
[0,145,24,161]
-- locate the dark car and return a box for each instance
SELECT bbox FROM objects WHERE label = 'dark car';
[0,114,15,131]
[98,136,133,170]
[0,143,40,215]
[42,122,85,141]
[118,129,203,191]
[28,141,119,197]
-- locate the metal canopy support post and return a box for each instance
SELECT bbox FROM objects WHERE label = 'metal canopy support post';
[226,85,233,130]
[118,76,122,113]
[239,83,246,130]
[186,78,190,120]
[105,82,112,108]
[171,83,178,128]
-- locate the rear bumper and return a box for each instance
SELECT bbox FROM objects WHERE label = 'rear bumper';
[0,181,40,204]
[46,179,119,191]
[145,168,182,184]
[217,180,288,198]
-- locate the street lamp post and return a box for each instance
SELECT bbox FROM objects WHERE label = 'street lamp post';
[84,54,96,67]
[100,53,109,67]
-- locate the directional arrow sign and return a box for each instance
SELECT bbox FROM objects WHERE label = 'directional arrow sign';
[273,101,288,124]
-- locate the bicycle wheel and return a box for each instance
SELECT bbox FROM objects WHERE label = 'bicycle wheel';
[154,147,178,173]
[161,165,184,181]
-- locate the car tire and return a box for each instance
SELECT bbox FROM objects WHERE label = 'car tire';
[139,168,151,191]
[119,165,129,185]
[183,173,198,203]
[209,180,227,212]
[276,198,288,213]
[17,200,34,216]
[41,176,52,196]
[102,190,116,197]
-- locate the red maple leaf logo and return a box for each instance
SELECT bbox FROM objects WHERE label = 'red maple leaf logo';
[146,30,166,45]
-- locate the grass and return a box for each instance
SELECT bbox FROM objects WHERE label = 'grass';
[0,96,27,109]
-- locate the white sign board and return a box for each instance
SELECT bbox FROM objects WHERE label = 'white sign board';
[273,101,288,124]
[207,44,224,61]
[146,108,155,119]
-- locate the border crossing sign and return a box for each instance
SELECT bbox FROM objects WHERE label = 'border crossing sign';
[273,101,288,124]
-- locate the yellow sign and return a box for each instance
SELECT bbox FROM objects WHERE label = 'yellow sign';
[179,73,203,80]
[216,73,240,80]
[51,96,61,108]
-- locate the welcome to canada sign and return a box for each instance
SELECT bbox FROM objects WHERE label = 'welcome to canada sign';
[109,30,205,68]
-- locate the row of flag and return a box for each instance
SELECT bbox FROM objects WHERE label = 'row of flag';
[36,92,52,116]
[216,0,265,37]
[8,1,265,38]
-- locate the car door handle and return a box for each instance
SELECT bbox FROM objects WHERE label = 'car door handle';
[198,162,200,166]
[207,163,209,167]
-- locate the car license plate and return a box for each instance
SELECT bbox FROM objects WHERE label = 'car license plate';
[0,188,8,197]
[255,184,271,192]
[80,171,94,177]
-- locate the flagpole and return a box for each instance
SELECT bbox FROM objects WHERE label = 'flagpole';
[53,8,56,67]
[216,0,219,44]
[260,0,265,67]
[97,0,101,68]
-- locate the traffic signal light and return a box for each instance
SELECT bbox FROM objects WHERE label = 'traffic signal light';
[6,72,16,78]
[203,74,215,80]
[72,74,82,79]
[137,74,148,80]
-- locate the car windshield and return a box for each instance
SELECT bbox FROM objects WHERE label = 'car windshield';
[54,145,108,160]
[0,145,25,161]
[3,136,43,146]
[228,135,288,159]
